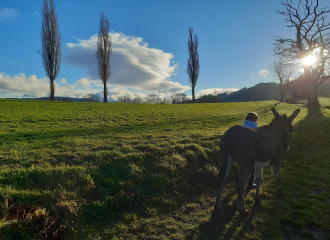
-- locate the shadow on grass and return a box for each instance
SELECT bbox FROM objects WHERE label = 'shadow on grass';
[305,105,326,121]
[0,103,280,145]
[252,101,281,113]
[288,105,329,160]
[0,101,288,239]
[260,105,330,239]
[194,105,330,240]
[195,203,265,240]
[76,145,221,235]
[268,105,330,239]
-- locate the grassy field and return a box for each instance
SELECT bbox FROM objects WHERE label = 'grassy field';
[0,98,329,239]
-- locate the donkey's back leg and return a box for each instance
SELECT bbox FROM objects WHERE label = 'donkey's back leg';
[270,162,283,196]
[237,158,254,216]
[214,153,234,210]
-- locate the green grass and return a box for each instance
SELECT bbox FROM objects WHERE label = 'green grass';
[0,99,329,239]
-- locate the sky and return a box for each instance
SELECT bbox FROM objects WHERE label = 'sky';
[0,0,303,101]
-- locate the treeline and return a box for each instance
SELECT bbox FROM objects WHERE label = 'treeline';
[117,93,188,104]
[18,80,330,104]
[117,92,220,104]
[287,77,330,99]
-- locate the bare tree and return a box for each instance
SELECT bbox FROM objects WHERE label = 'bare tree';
[96,12,112,103]
[161,97,171,104]
[132,96,143,103]
[271,58,295,102]
[180,93,188,103]
[41,0,61,101]
[154,95,162,104]
[145,93,161,104]
[86,93,100,102]
[118,94,132,103]
[171,93,187,104]
[145,94,153,104]
[274,0,330,107]
[187,27,200,103]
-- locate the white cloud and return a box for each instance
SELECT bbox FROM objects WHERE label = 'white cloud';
[196,88,239,97]
[258,70,270,79]
[0,72,186,101]
[0,8,20,20]
[0,73,49,97]
[110,95,118,101]
[65,32,189,94]
[0,73,242,103]
[75,78,91,87]
[59,78,67,85]
[107,87,166,102]
[0,73,99,99]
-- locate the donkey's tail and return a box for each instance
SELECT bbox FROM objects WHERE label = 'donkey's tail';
[213,131,230,190]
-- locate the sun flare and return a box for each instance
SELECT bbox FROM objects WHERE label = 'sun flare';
[302,55,316,66]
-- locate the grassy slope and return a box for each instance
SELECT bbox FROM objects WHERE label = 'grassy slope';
[0,99,329,239]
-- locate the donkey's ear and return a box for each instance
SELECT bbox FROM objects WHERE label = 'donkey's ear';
[271,107,280,118]
[289,109,300,122]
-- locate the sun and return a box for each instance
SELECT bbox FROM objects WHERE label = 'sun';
[302,55,316,66]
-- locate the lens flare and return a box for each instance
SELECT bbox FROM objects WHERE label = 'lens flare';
[302,55,316,66]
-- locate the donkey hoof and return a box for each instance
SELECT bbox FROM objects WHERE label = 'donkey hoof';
[239,209,249,217]
[255,197,261,205]
[211,208,223,220]
[277,189,284,197]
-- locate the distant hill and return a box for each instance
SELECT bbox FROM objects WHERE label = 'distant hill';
[184,82,281,103]
[3,81,329,104]
[219,82,281,102]
[217,80,330,103]
[34,97,98,102]
[2,96,98,102]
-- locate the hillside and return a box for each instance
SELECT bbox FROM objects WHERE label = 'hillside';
[194,82,281,103]
[3,96,98,102]
[0,99,329,239]
[221,82,281,102]
[216,80,330,103]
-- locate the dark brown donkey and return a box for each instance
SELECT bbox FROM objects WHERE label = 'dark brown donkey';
[213,107,300,216]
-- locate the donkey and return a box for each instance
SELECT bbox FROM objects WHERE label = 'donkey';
[213,107,300,216]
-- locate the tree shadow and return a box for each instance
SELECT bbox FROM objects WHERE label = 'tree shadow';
[74,144,223,236]
[288,105,329,158]
[195,202,265,240]
[0,114,251,144]
[305,105,326,120]
[258,105,330,239]
[252,101,281,113]
[193,104,330,240]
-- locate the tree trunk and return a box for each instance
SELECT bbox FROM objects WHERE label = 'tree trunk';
[49,78,55,101]
[279,84,284,102]
[304,66,319,107]
[307,82,319,107]
[192,86,195,103]
[103,82,108,102]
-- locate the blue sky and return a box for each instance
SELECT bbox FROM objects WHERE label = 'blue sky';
[0,0,297,100]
